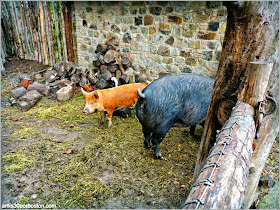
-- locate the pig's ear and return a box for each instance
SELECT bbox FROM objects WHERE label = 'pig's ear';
[92,91,99,100]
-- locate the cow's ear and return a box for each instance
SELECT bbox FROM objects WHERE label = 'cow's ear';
[92,91,99,100]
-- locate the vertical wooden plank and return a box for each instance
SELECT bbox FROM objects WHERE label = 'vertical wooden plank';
[25,2,35,60]
[63,2,74,62]
[27,1,39,61]
[54,2,62,61]
[3,2,18,57]
[20,1,32,59]
[39,1,48,64]
[46,2,55,65]
[50,2,61,62]
[71,2,78,63]
[42,1,51,65]
[58,2,68,61]
[12,1,25,58]
[1,8,13,56]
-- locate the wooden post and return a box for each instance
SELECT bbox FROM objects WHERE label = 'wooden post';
[182,61,275,208]
[182,102,255,209]
[39,1,48,65]
[239,62,275,208]
[238,61,274,106]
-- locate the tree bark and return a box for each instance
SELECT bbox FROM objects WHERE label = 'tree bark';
[193,1,279,185]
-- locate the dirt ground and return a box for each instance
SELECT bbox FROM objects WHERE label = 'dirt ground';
[1,59,279,209]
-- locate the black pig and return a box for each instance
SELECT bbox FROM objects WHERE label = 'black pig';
[136,73,214,159]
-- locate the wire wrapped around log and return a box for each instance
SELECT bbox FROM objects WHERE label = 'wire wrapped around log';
[181,101,255,209]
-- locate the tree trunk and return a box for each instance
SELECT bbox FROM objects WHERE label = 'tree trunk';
[193,1,279,184]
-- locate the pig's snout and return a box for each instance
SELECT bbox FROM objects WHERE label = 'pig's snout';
[83,107,98,114]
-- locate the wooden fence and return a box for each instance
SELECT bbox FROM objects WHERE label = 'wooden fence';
[1,1,77,66]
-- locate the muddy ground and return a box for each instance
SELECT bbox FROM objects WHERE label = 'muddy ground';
[1,59,279,209]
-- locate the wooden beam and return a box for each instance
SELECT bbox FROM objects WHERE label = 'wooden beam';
[182,102,255,209]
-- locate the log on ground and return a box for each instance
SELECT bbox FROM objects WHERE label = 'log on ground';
[18,90,41,110]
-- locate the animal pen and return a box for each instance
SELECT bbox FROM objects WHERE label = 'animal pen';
[1,1,279,209]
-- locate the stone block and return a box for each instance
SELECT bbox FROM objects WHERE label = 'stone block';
[150,7,162,15]
[149,27,156,34]
[180,50,192,57]
[131,9,137,15]
[80,44,87,52]
[142,44,149,52]
[141,27,149,34]
[207,41,217,49]
[168,16,183,24]
[165,36,175,46]
[159,23,172,35]
[184,13,192,21]
[182,66,192,73]
[202,51,213,60]
[150,45,157,54]
[171,48,180,56]
[123,33,132,43]
[84,37,91,45]
[175,57,185,65]
[120,7,129,15]
[166,65,180,73]
[135,17,143,26]
[208,22,219,31]
[192,40,201,49]
[165,7,174,13]
[111,25,120,33]
[195,66,207,75]
[193,10,210,21]
[131,43,141,51]
[185,58,197,66]
[158,46,170,56]
[162,57,173,64]
[198,32,217,40]
[139,8,146,14]
[144,15,154,25]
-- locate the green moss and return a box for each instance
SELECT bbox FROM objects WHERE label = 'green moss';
[2,149,35,172]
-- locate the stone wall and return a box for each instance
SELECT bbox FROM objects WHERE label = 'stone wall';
[75,1,227,80]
